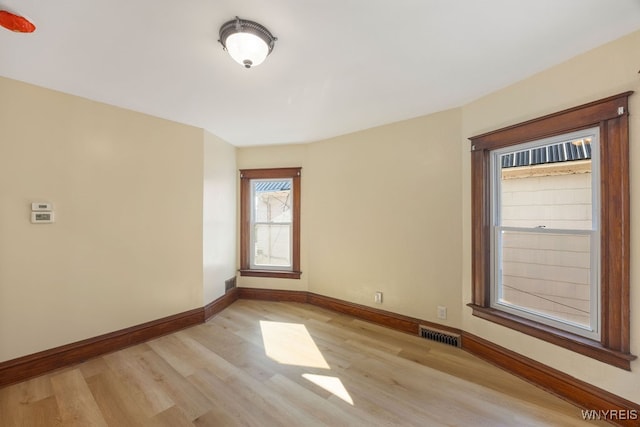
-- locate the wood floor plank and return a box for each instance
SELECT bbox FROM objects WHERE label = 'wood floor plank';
[190,333,282,383]
[0,381,61,427]
[150,405,194,427]
[2,300,610,426]
[210,368,327,427]
[132,349,213,421]
[192,408,248,427]
[147,334,205,377]
[344,355,549,426]
[23,396,63,427]
[50,369,107,427]
[187,368,281,426]
[265,373,387,426]
[324,360,451,426]
[102,347,174,418]
[85,372,150,426]
[79,357,110,380]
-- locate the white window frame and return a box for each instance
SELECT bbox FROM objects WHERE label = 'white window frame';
[249,178,294,271]
[489,128,601,340]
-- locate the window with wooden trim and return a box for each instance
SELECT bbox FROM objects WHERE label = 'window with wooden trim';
[240,168,301,279]
[468,92,636,370]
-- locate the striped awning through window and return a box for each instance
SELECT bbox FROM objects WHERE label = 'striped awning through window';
[254,180,291,192]
[501,139,591,169]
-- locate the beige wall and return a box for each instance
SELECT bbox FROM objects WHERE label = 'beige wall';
[0,77,209,362]
[461,30,640,403]
[203,131,237,304]
[237,109,463,326]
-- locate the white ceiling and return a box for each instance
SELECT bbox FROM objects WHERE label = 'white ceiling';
[1,1,639,146]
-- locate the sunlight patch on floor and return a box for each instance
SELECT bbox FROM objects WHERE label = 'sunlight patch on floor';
[259,321,330,369]
[302,373,354,405]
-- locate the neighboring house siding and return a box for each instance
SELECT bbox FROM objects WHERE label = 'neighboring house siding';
[500,166,592,326]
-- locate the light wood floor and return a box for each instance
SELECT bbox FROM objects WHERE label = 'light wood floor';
[1,300,609,426]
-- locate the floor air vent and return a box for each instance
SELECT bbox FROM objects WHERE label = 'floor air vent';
[419,326,461,348]
[225,276,237,292]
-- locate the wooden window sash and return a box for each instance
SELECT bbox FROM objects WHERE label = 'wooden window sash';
[468,92,635,370]
[239,167,301,279]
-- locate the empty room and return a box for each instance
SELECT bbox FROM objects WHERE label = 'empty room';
[1,1,639,426]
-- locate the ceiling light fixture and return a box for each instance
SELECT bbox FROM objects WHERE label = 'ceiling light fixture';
[219,16,276,69]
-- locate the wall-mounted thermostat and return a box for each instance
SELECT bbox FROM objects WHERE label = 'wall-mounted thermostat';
[31,201,54,223]
[31,202,53,211]
[31,211,55,223]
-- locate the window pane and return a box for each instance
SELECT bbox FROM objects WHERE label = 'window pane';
[253,180,292,223]
[499,138,592,231]
[254,224,291,267]
[498,229,592,328]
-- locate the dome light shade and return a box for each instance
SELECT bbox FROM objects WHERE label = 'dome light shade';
[225,32,269,68]
[219,17,276,69]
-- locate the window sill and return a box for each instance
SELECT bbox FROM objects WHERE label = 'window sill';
[239,269,301,279]
[467,304,636,370]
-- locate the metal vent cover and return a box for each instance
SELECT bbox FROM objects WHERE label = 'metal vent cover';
[225,276,237,292]
[419,325,461,348]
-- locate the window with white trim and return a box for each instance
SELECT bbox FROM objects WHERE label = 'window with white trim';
[490,128,600,340]
[250,178,293,270]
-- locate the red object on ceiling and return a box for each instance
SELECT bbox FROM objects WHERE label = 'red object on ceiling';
[0,10,36,33]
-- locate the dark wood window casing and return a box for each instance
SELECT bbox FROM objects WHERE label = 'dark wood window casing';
[468,92,636,370]
[239,167,302,279]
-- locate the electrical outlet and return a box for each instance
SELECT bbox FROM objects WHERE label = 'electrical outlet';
[374,291,383,304]
[437,305,447,320]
